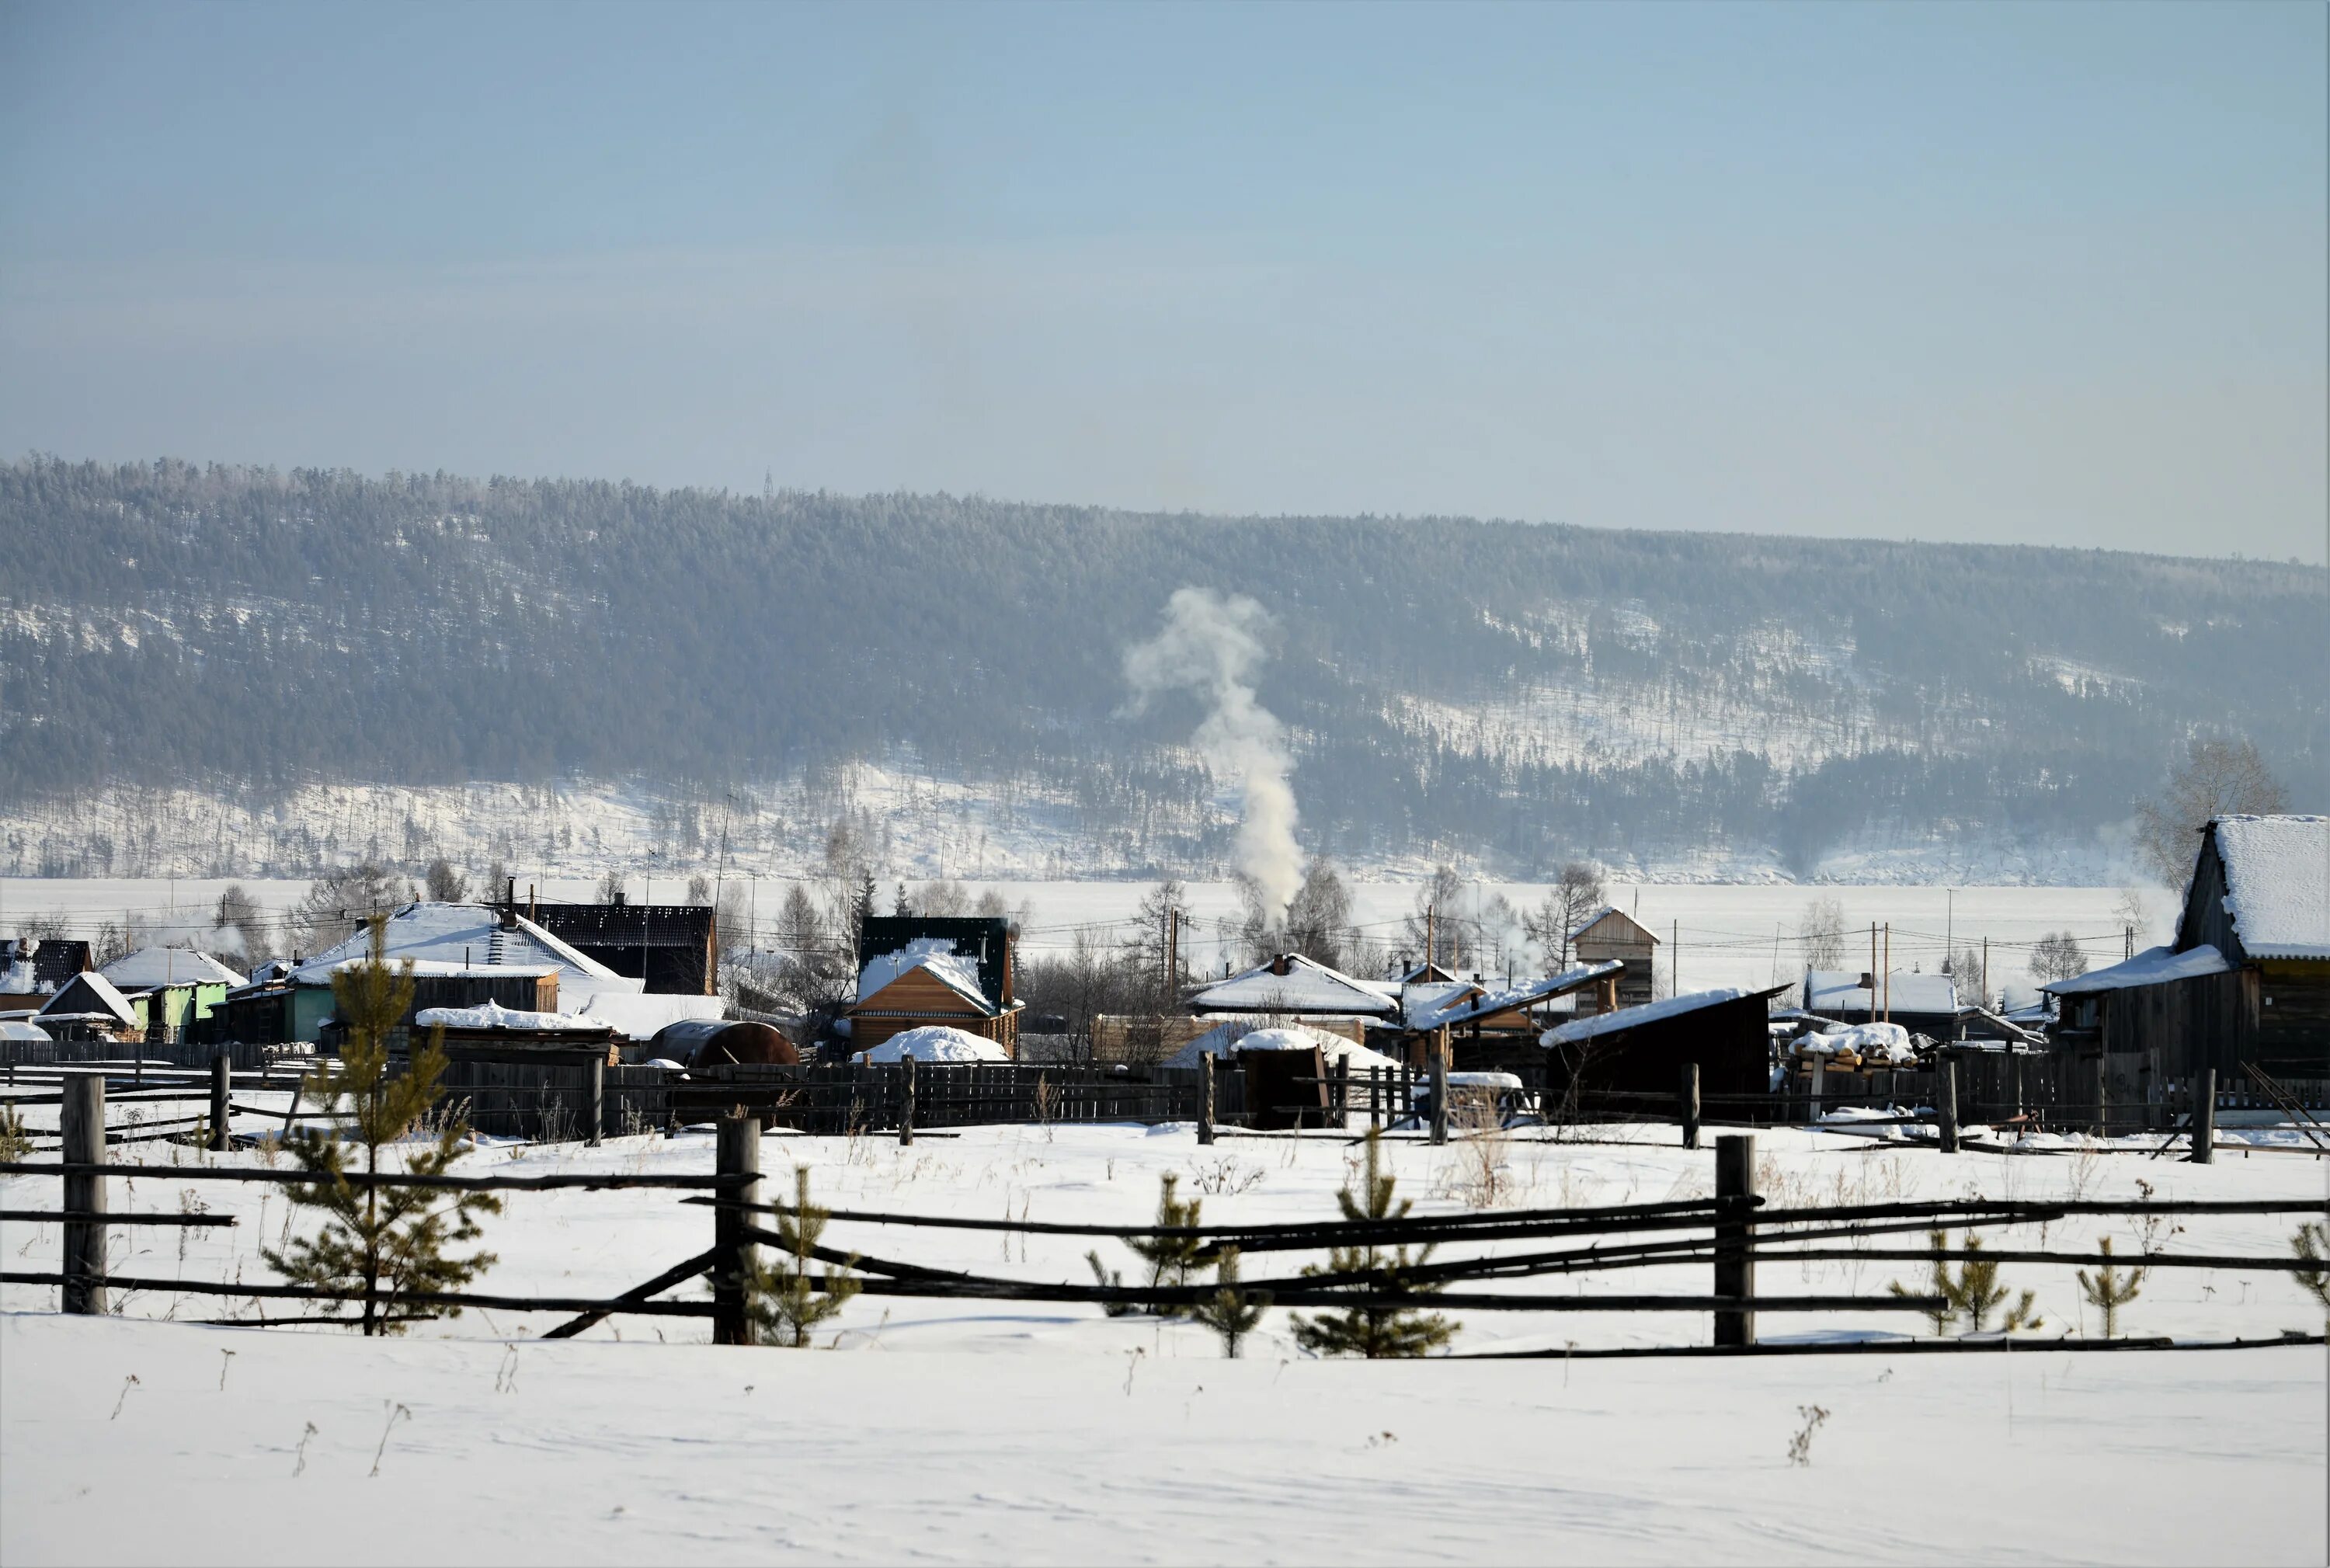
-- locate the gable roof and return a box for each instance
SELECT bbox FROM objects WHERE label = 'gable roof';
[1414,961,1625,1031]
[35,971,139,1028]
[1188,954,1400,1017]
[859,916,1014,1010]
[2207,815,2330,961]
[1804,969,1961,1017]
[2042,944,2232,997]
[290,903,638,993]
[856,937,998,1013]
[1570,907,1658,945]
[1542,985,1786,1046]
[100,947,245,990]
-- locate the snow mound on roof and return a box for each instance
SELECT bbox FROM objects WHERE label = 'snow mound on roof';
[0,1020,52,1042]
[1188,956,1399,1017]
[857,938,992,1010]
[2042,944,2231,996]
[856,1026,1010,1063]
[2214,815,2330,959]
[415,1000,610,1032]
[1162,1021,1403,1074]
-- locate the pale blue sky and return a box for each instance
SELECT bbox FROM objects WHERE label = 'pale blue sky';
[3,1,2323,559]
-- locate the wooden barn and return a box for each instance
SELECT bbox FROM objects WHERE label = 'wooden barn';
[1570,908,1660,1011]
[2046,814,2328,1088]
[850,916,1021,1056]
[31,971,143,1043]
[1539,986,1787,1103]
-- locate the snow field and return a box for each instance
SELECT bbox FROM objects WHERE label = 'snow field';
[2,1123,2327,1563]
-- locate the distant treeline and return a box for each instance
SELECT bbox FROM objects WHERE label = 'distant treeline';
[2,456,2322,874]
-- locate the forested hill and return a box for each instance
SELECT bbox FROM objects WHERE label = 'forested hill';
[2,456,2323,880]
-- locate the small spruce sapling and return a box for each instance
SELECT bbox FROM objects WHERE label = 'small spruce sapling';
[1118,1173,1207,1316]
[743,1166,862,1347]
[263,916,499,1335]
[2076,1236,2147,1339]
[0,1104,30,1162]
[2291,1222,2330,1321]
[1292,1131,1457,1358]
[1192,1246,1271,1358]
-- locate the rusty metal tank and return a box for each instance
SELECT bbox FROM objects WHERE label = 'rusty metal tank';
[650,1018,800,1069]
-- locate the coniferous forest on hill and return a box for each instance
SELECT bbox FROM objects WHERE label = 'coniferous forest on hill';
[2,455,2323,878]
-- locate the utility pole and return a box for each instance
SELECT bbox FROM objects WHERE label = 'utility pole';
[1426,906,1436,974]
[1981,937,1990,1011]
[1672,920,1679,996]
[1882,923,1890,1024]
[1166,905,1179,1007]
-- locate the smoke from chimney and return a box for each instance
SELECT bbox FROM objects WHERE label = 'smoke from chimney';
[1123,587,1302,913]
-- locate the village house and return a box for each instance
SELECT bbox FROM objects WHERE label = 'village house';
[1570,908,1660,1011]
[31,969,144,1043]
[97,946,243,1044]
[529,893,720,995]
[1393,960,1625,1072]
[2044,815,2328,1097]
[1541,986,1789,1103]
[850,915,1022,1056]
[0,937,93,1013]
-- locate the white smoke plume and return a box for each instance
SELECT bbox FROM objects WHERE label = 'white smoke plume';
[1123,588,1303,913]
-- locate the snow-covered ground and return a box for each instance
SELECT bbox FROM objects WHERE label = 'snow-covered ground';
[1,878,2158,1003]
[4,1115,2326,1563]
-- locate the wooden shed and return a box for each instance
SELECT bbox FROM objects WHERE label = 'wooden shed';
[1570,908,1660,1011]
[1540,986,1787,1103]
[2047,815,2328,1090]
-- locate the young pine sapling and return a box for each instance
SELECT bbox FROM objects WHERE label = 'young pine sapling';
[743,1166,862,1347]
[1191,1246,1271,1358]
[2076,1236,2147,1340]
[1292,1132,1457,1358]
[263,916,499,1335]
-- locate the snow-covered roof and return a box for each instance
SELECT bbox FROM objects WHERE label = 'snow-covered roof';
[1163,1021,1404,1075]
[290,904,638,993]
[1408,961,1624,1031]
[414,1000,614,1033]
[99,947,245,989]
[0,957,35,993]
[2212,815,2330,960]
[856,937,995,1013]
[1188,955,1400,1017]
[2042,944,2232,997]
[1399,979,1479,1028]
[854,1025,1011,1063]
[1569,906,1654,942]
[1804,969,1960,1017]
[1796,1021,1917,1064]
[0,1020,52,1042]
[1542,987,1759,1047]
[35,971,138,1028]
[566,990,725,1042]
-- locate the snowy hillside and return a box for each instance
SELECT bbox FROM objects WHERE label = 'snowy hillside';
[4,457,2323,883]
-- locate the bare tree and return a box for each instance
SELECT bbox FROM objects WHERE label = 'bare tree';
[1946,945,1987,1010]
[1400,865,1468,972]
[214,883,276,965]
[1524,863,1606,972]
[290,864,409,955]
[594,869,627,905]
[423,858,469,903]
[916,878,972,917]
[2134,737,2287,888]
[2029,931,2090,986]
[684,873,712,905]
[1796,895,1848,973]
[1283,860,1358,972]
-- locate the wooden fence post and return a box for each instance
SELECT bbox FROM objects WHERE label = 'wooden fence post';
[1713,1133,1755,1347]
[1369,1064,1382,1131]
[62,1076,107,1316]
[209,1052,231,1152]
[1332,1054,1350,1131]
[2192,1067,2216,1165]
[712,1115,762,1345]
[1198,1054,1215,1146]
[1938,1059,1960,1154]
[2091,1053,2109,1138]
[1680,1062,1701,1151]
[899,1055,916,1148]
[586,1055,605,1147]
[1429,1031,1449,1146]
